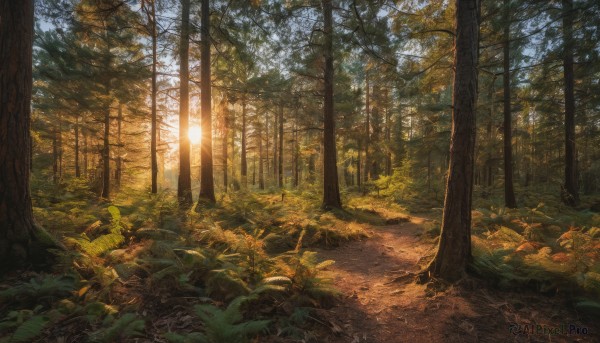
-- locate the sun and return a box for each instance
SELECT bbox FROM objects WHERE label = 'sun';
[188,125,202,145]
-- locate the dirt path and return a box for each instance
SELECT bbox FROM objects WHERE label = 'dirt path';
[314,216,599,343]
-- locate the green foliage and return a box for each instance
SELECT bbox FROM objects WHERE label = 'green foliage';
[65,206,125,257]
[276,251,338,306]
[165,295,270,343]
[374,165,415,201]
[88,313,145,343]
[0,313,49,343]
[470,204,600,299]
[0,275,76,306]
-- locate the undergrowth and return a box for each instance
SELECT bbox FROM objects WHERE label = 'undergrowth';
[1,184,370,342]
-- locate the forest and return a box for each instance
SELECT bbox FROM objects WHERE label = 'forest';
[1,0,600,342]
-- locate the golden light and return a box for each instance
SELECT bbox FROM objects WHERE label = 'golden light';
[188,125,202,145]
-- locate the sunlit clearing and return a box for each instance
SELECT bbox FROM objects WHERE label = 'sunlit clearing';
[189,125,202,144]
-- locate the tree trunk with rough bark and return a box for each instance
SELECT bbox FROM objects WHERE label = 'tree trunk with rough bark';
[278,102,284,188]
[321,0,341,209]
[562,0,579,206]
[177,0,193,207]
[196,0,216,206]
[503,0,517,208]
[241,94,247,187]
[423,0,479,282]
[1,0,60,271]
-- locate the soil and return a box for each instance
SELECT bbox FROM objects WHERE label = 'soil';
[312,215,599,343]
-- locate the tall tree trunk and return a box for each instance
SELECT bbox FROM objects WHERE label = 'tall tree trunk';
[562,0,579,206]
[503,0,517,208]
[321,0,341,209]
[241,94,247,187]
[259,122,264,190]
[149,0,158,194]
[273,108,278,183]
[197,0,216,205]
[364,69,370,185]
[230,104,236,188]
[115,103,123,188]
[222,98,228,190]
[293,107,299,188]
[265,111,270,181]
[357,140,362,187]
[278,101,284,188]
[177,0,193,207]
[83,126,88,178]
[384,89,392,176]
[1,0,58,269]
[486,77,494,187]
[101,100,111,199]
[75,115,80,178]
[423,0,479,282]
[252,154,256,186]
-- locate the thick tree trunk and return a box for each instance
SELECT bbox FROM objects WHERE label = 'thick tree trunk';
[278,102,284,188]
[197,0,216,205]
[321,0,341,209]
[177,0,192,207]
[424,0,479,282]
[1,1,58,270]
[562,0,579,206]
[150,0,159,194]
[241,94,247,187]
[503,0,517,208]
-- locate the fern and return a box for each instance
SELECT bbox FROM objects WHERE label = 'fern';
[0,315,49,343]
[88,313,145,343]
[0,275,76,305]
[165,295,270,343]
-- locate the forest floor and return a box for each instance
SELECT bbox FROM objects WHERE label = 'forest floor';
[312,212,600,343]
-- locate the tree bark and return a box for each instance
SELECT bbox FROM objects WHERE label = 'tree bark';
[101,98,111,199]
[1,0,58,270]
[222,97,229,190]
[259,120,264,190]
[384,89,392,176]
[197,0,216,205]
[562,0,579,206]
[424,0,479,282]
[503,0,517,208]
[357,140,362,187]
[273,107,278,183]
[75,115,80,178]
[115,103,123,188]
[241,94,247,187]
[293,106,299,188]
[321,0,342,209]
[150,0,159,194]
[177,0,193,210]
[278,101,284,188]
[364,69,370,185]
